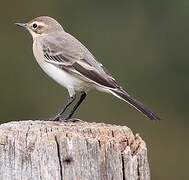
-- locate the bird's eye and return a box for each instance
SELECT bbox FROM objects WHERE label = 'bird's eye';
[32,23,38,29]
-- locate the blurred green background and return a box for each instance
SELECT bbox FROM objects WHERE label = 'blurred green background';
[0,0,188,179]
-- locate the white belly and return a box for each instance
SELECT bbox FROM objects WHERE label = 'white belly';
[41,62,88,95]
[42,63,78,88]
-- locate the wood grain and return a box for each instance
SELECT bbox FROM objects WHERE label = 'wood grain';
[0,120,150,180]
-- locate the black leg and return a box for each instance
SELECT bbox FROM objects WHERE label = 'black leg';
[65,91,87,120]
[53,94,76,121]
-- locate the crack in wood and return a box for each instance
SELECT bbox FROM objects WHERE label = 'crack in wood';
[121,154,126,180]
[55,135,63,179]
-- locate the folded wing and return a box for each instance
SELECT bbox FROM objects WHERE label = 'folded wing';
[41,33,120,89]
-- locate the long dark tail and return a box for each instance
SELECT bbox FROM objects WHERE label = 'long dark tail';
[110,89,160,120]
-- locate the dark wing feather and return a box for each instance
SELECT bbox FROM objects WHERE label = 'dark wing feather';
[72,62,119,89]
[43,45,71,64]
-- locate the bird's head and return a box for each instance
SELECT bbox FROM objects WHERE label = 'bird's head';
[15,16,64,39]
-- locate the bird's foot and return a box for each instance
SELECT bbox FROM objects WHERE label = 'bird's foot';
[50,115,81,122]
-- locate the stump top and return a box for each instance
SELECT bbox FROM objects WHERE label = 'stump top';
[0,120,146,155]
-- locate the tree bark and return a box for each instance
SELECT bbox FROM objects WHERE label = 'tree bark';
[0,120,150,180]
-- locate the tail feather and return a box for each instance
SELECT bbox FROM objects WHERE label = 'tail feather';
[110,89,160,120]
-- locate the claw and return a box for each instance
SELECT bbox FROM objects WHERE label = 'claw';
[50,115,82,122]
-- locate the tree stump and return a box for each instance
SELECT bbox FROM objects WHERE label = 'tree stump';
[0,120,150,180]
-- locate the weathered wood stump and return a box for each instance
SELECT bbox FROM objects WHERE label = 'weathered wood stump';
[0,120,150,180]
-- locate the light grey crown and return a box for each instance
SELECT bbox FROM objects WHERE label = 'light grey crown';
[27,16,64,34]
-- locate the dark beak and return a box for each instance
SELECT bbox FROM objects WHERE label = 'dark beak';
[15,22,27,28]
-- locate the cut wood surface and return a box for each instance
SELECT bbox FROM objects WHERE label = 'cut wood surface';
[0,120,150,180]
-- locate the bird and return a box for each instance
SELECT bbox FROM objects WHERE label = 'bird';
[15,16,160,121]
